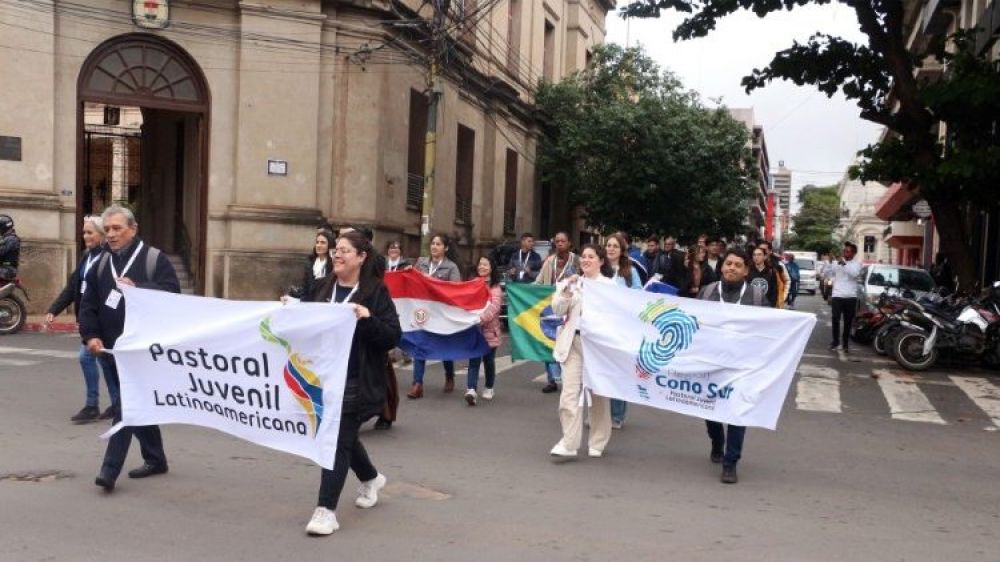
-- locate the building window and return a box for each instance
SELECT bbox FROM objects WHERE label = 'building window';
[864,235,876,254]
[584,48,593,68]
[542,20,555,82]
[507,0,521,74]
[503,149,518,234]
[455,124,475,225]
[406,89,429,211]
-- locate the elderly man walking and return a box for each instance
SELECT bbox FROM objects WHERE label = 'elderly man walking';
[80,205,180,493]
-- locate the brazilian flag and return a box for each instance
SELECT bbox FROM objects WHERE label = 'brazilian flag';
[506,284,560,362]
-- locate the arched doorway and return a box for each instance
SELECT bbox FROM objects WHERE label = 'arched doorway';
[76,33,210,293]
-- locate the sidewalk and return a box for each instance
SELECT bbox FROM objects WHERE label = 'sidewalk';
[23,315,78,334]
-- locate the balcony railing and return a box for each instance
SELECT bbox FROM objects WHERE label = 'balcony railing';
[455,194,472,225]
[406,173,423,211]
[503,209,515,234]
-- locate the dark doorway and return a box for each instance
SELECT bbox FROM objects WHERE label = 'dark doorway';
[77,34,210,293]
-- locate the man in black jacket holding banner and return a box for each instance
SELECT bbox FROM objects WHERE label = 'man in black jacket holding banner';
[79,205,179,492]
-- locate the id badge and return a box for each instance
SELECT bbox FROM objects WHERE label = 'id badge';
[105,289,123,310]
[80,280,88,295]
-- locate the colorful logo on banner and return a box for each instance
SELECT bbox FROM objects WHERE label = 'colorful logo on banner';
[635,299,699,381]
[259,317,324,436]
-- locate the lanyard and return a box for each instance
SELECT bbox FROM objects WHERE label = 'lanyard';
[331,281,359,304]
[82,252,101,278]
[554,253,574,283]
[110,241,144,280]
[719,282,747,305]
[428,259,442,277]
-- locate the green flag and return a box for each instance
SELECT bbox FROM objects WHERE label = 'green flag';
[506,284,558,362]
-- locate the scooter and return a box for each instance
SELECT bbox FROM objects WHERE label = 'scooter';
[0,277,29,335]
[891,282,1000,371]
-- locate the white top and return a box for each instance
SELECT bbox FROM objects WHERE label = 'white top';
[829,258,862,298]
[312,258,327,280]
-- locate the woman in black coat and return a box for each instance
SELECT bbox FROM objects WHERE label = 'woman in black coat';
[302,230,401,535]
[45,215,117,422]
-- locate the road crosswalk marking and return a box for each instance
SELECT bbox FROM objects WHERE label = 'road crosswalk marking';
[950,376,1000,428]
[795,365,841,413]
[0,346,78,360]
[0,358,42,367]
[872,368,947,425]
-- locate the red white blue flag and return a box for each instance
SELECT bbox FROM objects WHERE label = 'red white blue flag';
[385,270,491,360]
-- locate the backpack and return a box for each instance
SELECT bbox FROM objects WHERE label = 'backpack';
[96,246,161,282]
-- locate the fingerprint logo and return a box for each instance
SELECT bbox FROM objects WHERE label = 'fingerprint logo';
[635,299,699,378]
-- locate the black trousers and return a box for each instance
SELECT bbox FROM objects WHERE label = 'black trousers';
[831,297,857,349]
[98,355,166,480]
[317,412,378,509]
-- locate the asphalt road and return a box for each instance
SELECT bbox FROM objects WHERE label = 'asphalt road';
[1,294,998,561]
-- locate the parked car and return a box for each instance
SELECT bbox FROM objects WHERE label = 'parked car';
[857,264,935,308]
[796,258,818,294]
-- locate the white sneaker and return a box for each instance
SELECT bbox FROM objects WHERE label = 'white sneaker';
[355,473,386,509]
[305,507,339,535]
[549,442,577,458]
[482,387,494,400]
[464,389,477,406]
[588,448,603,458]
[611,420,624,430]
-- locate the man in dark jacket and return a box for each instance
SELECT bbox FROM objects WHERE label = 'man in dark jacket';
[650,236,688,293]
[508,233,542,283]
[697,248,767,484]
[80,205,179,492]
[0,214,20,281]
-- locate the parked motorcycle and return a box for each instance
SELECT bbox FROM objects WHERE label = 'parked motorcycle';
[891,282,1000,371]
[0,277,29,335]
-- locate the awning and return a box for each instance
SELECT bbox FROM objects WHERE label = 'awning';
[885,235,922,249]
[875,182,918,221]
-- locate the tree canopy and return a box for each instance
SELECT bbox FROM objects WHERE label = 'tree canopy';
[785,184,840,255]
[535,44,755,239]
[622,0,1000,289]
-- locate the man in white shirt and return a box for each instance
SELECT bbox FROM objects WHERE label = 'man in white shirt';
[828,241,862,352]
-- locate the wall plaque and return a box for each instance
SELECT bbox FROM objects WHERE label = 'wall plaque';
[0,136,22,161]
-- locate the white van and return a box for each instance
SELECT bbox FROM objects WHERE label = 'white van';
[786,251,819,294]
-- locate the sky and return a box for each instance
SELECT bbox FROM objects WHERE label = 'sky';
[604,3,885,213]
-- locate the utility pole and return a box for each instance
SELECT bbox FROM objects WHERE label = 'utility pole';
[420,0,449,255]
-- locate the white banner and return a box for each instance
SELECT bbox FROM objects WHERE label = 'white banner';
[106,287,357,469]
[580,281,816,429]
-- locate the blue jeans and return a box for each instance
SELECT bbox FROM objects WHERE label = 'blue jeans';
[611,399,628,424]
[80,345,119,408]
[544,362,561,384]
[413,359,454,384]
[467,348,496,390]
[706,421,746,467]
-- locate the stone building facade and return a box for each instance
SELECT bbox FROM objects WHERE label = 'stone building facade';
[0,0,611,311]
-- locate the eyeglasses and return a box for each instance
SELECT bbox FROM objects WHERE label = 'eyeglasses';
[332,248,356,256]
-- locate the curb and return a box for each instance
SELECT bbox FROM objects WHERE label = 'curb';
[23,322,79,334]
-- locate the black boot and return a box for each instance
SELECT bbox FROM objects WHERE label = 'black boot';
[71,406,100,423]
[721,465,738,484]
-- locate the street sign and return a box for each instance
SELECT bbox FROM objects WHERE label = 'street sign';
[912,200,932,218]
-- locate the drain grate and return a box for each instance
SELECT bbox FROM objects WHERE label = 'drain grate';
[0,470,74,482]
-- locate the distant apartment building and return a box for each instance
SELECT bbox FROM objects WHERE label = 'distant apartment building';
[772,161,792,238]
[728,108,771,240]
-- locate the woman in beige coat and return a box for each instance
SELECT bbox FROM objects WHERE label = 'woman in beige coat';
[549,244,616,459]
